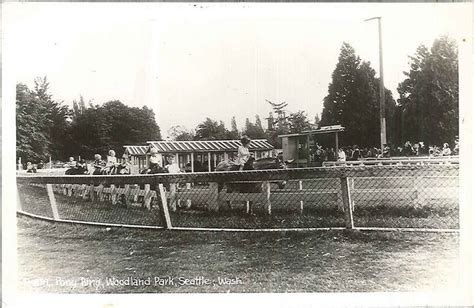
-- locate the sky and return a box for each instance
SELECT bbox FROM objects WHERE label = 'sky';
[3,3,471,138]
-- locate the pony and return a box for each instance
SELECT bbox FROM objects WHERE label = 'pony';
[65,161,89,175]
[215,156,287,193]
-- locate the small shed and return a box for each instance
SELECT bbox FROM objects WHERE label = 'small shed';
[279,125,345,167]
[124,139,274,173]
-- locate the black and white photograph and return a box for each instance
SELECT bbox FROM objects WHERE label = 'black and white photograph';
[2,2,473,307]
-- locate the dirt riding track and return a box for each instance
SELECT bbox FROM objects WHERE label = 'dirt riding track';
[17,216,460,293]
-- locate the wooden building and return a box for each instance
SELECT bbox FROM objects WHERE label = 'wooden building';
[124,139,274,173]
[279,125,345,167]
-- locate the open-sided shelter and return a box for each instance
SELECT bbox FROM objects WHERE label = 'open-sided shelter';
[124,139,274,173]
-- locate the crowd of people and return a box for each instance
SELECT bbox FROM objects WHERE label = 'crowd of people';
[21,136,459,174]
[309,139,459,164]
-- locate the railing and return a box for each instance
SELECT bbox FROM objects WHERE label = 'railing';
[322,156,459,167]
[16,165,459,232]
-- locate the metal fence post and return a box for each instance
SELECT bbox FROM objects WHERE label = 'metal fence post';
[157,183,172,229]
[340,176,354,229]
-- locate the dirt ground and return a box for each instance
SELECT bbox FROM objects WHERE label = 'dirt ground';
[16,216,460,294]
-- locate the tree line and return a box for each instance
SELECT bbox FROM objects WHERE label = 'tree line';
[16,77,161,163]
[320,35,458,149]
[16,35,458,163]
[167,111,314,149]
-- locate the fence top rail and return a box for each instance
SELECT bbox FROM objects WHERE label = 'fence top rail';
[16,164,459,185]
[363,156,459,161]
[323,158,459,166]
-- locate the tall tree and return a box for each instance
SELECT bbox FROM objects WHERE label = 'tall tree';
[168,125,194,141]
[320,43,396,147]
[243,116,266,139]
[314,114,320,128]
[227,116,240,139]
[194,118,230,140]
[16,83,51,163]
[288,110,312,134]
[397,36,458,146]
[69,100,161,158]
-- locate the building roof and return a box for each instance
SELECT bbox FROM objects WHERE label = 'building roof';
[124,139,274,155]
[124,145,149,156]
[278,125,345,138]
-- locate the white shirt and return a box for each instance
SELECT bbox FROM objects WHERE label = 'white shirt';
[237,145,250,166]
[106,156,117,167]
[337,150,346,162]
[442,148,451,156]
[166,163,181,174]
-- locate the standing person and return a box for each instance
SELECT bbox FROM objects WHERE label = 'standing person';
[382,144,391,158]
[26,162,37,173]
[327,148,336,161]
[148,148,163,173]
[237,135,251,171]
[351,145,361,161]
[442,143,452,156]
[165,156,181,174]
[453,138,459,155]
[337,148,346,162]
[118,153,131,175]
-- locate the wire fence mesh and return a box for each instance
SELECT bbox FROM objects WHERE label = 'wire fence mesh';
[16,164,460,231]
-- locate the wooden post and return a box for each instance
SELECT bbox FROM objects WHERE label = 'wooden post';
[205,182,218,212]
[213,153,217,168]
[81,184,88,200]
[224,152,228,162]
[191,153,194,173]
[296,137,300,168]
[299,180,304,214]
[169,183,177,212]
[90,185,95,201]
[185,183,192,208]
[208,152,212,172]
[340,177,354,229]
[245,201,250,214]
[97,184,105,201]
[335,132,339,154]
[46,184,60,220]
[157,183,172,229]
[67,184,73,197]
[17,186,23,212]
[123,184,131,206]
[143,184,152,209]
[110,184,117,205]
[264,181,272,215]
[307,135,310,164]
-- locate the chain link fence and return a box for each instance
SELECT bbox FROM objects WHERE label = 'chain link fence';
[16,164,459,231]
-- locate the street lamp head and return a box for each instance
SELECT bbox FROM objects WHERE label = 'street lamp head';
[364,16,381,22]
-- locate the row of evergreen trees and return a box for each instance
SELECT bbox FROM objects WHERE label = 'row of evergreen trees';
[320,35,458,148]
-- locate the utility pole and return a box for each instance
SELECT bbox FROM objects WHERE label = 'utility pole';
[365,16,386,149]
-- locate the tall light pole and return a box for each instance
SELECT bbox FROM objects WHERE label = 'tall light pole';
[364,17,386,149]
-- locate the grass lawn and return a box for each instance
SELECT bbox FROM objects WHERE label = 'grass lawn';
[17,216,460,294]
